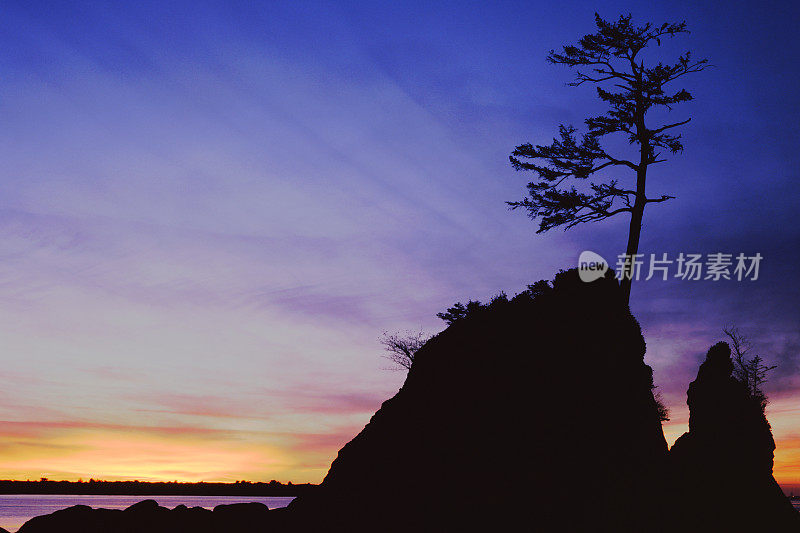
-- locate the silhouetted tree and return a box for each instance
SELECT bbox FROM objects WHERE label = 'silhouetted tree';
[523,280,552,299]
[436,300,482,325]
[381,331,429,371]
[723,325,776,413]
[436,293,513,325]
[508,14,708,303]
[485,291,508,310]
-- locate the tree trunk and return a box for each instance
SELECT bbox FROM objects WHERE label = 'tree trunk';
[621,200,644,305]
[621,120,649,305]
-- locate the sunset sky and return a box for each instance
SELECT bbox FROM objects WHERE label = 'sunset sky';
[1,1,799,487]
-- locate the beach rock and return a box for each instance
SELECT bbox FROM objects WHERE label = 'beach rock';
[124,499,161,513]
[17,504,119,532]
[670,342,800,531]
[213,502,271,529]
[16,499,267,532]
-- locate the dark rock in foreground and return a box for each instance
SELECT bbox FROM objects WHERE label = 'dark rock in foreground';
[671,342,800,531]
[17,499,272,533]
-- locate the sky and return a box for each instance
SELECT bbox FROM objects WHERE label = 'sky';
[0,0,799,487]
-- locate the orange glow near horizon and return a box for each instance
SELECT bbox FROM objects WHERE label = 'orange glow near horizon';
[2,399,800,486]
[0,420,359,484]
[767,398,800,487]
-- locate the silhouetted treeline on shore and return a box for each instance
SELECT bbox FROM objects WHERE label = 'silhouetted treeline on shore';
[0,479,316,496]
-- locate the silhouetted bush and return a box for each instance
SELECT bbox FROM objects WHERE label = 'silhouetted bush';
[724,326,777,414]
[436,281,553,325]
[380,331,430,371]
[435,299,483,325]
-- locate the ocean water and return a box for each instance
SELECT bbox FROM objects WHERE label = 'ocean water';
[0,494,295,532]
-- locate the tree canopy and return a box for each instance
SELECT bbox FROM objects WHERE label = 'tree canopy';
[509,13,707,302]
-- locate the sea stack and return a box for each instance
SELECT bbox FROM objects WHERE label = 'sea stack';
[288,270,672,531]
[670,342,800,531]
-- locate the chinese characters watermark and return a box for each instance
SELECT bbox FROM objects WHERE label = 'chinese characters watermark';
[578,251,762,283]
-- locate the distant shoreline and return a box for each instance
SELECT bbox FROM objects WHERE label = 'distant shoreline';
[0,480,316,496]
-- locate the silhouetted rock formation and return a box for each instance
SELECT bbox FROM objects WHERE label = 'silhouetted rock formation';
[670,342,800,532]
[16,270,799,531]
[287,270,671,531]
[16,499,271,533]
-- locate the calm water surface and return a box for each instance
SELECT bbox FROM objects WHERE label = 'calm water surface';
[0,494,295,532]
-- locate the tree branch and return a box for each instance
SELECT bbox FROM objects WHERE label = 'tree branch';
[650,118,691,134]
[645,194,675,204]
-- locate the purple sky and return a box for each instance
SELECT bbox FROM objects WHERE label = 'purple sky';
[0,0,798,484]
